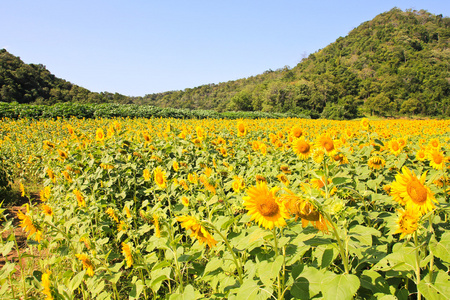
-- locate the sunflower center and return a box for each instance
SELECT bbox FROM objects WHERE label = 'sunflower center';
[433,153,443,164]
[392,142,399,151]
[297,141,310,153]
[257,199,279,217]
[406,179,427,204]
[400,215,417,233]
[323,140,334,152]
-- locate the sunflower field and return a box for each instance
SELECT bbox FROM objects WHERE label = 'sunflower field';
[0,116,449,300]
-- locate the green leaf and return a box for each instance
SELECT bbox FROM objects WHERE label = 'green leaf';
[360,269,390,295]
[418,270,450,300]
[236,279,268,300]
[68,271,84,292]
[430,232,450,264]
[203,257,223,276]
[320,273,360,300]
[169,284,197,300]
[291,266,325,299]
[129,279,145,300]
[1,241,14,256]
[0,262,16,280]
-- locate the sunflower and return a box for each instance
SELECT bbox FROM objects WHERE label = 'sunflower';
[181,196,189,207]
[17,209,42,242]
[232,176,245,193]
[75,254,94,276]
[292,137,311,160]
[106,208,119,223]
[316,134,338,157]
[57,149,68,161]
[143,168,151,181]
[96,128,105,142]
[237,121,247,137]
[390,166,437,215]
[243,182,289,230]
[121,242,133,268]
[280,190,330,233]
[73,189,86,207]
[360,118,369,130]
[176,215,217,248]
[427,138,440,150]
[153,214,161,238]
[154,167,167,189]
[172,161,179,172]
[41,204,53,217]
[40,186,51,202]
[277,174,290,186]
[427,149,447,170]
[388,139,402,156]
[290,125,303,139]
[368,156,386,170]
[20,182,25,197]
[41,270,53,300]
[394,209,421,239]
[415,149,427,161]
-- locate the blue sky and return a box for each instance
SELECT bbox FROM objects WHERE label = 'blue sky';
[2,0,449,96]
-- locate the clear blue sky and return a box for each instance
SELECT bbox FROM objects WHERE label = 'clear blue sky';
[2,0,449,96]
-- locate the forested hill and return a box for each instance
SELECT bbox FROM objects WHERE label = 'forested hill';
[138,8,450,118]
[1,8,450,119]
[0,49,131,105]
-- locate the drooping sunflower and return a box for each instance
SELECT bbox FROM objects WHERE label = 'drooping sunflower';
[243,182,289,230]
[176,215,217,248]
[394,209,421,239]
[427,149,447,170]
[17,209,42,242]
[277,174,290,186]
[154,166,167,189]
[121,242,133,268]
[390,166,437,215]
[292,137,312,160]
[153,214,161,238]
[368,156,386,170]
[75,253,95,276]
[73,189,86,207]
[280,190,330,233]
[41,204,53,217]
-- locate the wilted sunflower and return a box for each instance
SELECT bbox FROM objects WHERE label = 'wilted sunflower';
[176,215,217,248]
[394,209,421,239]
[368,156,386,170]
[390,166,437,215]
[243,182,289,230]
[75,254,94,276]
[292,137,311,160]
[154,166,167,189]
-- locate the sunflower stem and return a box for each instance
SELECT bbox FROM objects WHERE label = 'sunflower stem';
[414,231,421,300]
[210,223,244,285]
[325,213,350,274]
[322,157,330,199]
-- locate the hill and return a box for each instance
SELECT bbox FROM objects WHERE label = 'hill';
[1,8,450,119]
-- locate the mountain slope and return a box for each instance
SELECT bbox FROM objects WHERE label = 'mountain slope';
[138,8,450,118]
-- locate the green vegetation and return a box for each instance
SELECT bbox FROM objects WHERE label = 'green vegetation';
[1,8,450,119]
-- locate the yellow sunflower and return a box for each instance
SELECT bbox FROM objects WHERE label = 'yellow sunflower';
[121,242,133,268]
[243,182,289,230]
[427,149,447,170]
[415,149,427,161]
[292,137,311,160]
[75,254,94,276]
[154,167,167,189]
[388,139,402,156]
[394,209,421,239]
[290,125,303,139]
[316,134,338,157]
[96,128,105,142]
[176,215,217,248]
[237,121,247,137]
[360,118,369,130]
[390,166,437,215]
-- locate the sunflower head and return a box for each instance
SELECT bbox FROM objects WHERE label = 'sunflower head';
[243,182,288,230]
[292,137,311,160]
[394,209,421,239]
